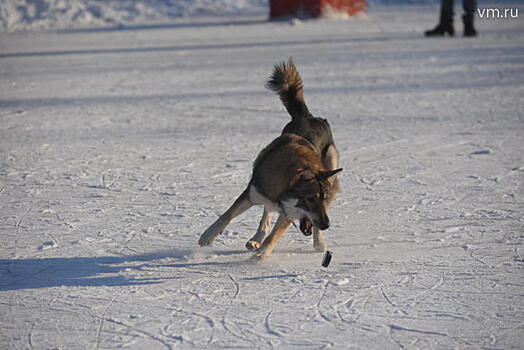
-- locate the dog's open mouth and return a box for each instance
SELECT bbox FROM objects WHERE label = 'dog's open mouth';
[300,217,313,236]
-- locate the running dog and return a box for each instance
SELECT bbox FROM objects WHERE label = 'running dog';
[254,59,340,252]
[198,133,342,259]
[198,60,341,259]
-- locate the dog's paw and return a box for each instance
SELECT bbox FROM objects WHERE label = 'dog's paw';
[198,229,219,246]
[245,240,261,251]
[313,241,327,252]
[198,234,215,246]
[198,221,224,246]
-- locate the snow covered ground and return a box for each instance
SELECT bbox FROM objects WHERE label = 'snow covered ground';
[1,3,524,349]
[1,0,267,32]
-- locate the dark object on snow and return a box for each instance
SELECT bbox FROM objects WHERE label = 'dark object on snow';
[425,0,477,37]
[322,250,333,267]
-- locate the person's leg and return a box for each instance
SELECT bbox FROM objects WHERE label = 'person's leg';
[462,0,478,36]
[441,0,455,21]
[425,0,455,36]
[463,0,476,16]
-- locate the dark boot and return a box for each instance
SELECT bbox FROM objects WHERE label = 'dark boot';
[462,14,477,37]
[425,18,455,36]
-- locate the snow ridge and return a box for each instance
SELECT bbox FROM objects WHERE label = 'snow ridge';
[0,0,268,31]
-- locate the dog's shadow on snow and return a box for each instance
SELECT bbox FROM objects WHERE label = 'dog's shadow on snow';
[0,246,323,291]
[0,248,248,291]
[0,255,161,291]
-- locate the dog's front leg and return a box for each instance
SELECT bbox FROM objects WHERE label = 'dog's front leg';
[322,144,339,170]
[313,228,327,252]
[255,213,291,260]
[199,188,252,246]
[246,207,272,251]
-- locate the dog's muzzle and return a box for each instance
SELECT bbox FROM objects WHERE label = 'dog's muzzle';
[301,217,330,233]
[315,219,330,231]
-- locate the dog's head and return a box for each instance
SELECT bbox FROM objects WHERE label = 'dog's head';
[280,168,342,230]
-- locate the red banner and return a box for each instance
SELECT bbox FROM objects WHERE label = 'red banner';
[270,0,366,19]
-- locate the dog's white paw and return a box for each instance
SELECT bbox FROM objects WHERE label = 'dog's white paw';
[245,240,261,251]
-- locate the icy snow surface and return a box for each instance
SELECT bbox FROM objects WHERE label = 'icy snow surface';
[1,4,524,349]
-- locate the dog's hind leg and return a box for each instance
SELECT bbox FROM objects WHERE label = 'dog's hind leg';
[313,228,327,252]
[199,188,253,246]
[255,213,291,260]
[246,207,272,251]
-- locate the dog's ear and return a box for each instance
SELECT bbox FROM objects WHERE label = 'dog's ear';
[317,168,343,181]
[291,169,314,187]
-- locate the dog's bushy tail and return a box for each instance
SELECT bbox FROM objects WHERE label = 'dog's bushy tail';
[266,58,310,119]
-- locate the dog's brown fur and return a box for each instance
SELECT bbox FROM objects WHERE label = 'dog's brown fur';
[198,60,342,259]
[198,133,341,259]
[250,59,340,251]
